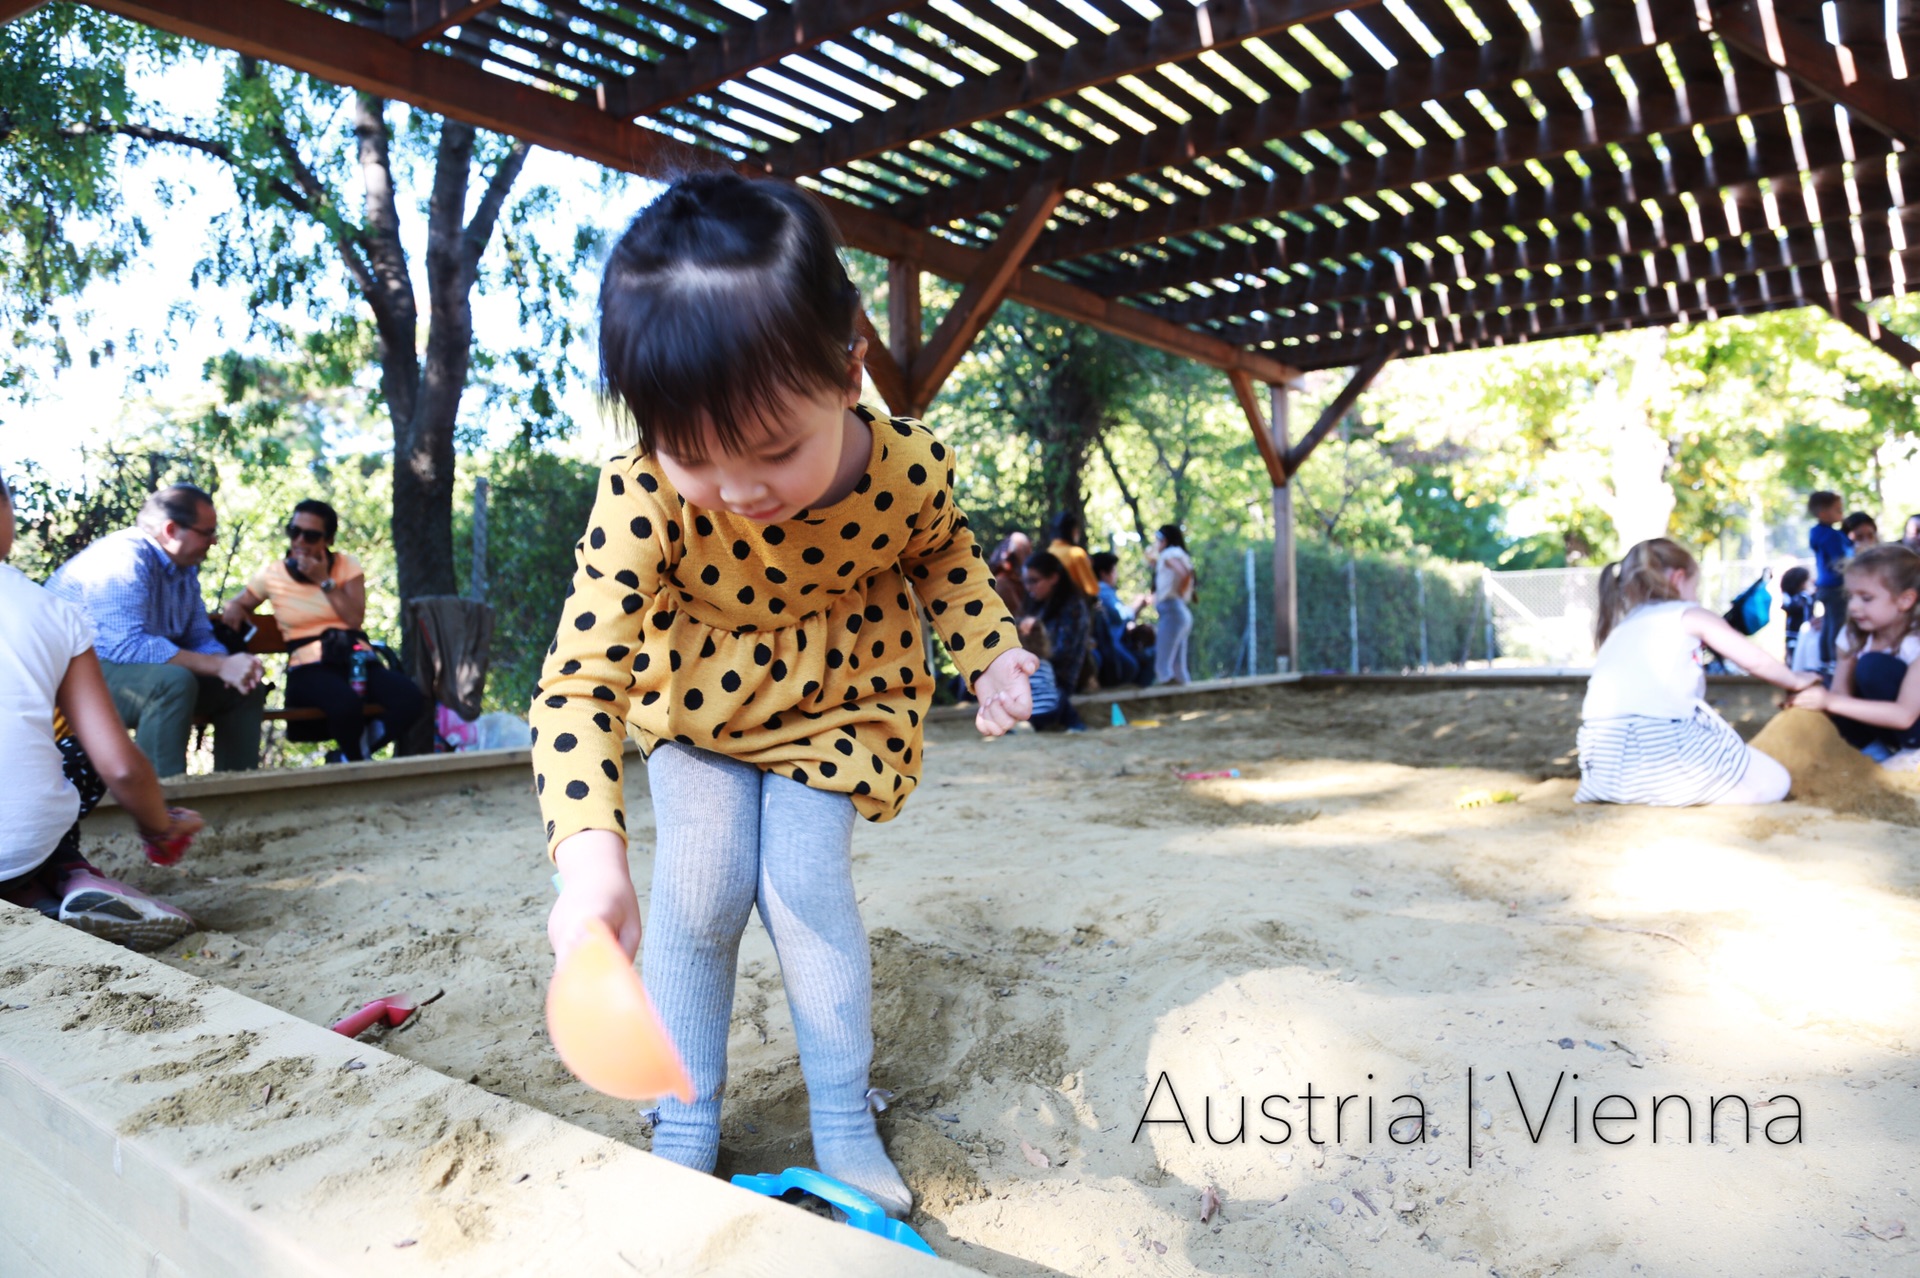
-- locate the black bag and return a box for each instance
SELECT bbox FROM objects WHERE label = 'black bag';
[288,627,378,670]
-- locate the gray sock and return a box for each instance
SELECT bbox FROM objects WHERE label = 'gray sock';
[640,743,761,1172]
[758,772,912,1218]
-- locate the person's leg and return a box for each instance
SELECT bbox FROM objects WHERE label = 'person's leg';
[1158,599,1193,684]
[1709,747,1792,805]
[362,664,427,756]
[100,661,198,778]
[194,676,266,772]
[1817,587,1847,667]
[641,742,764,1172]
[1833,653,1909,756]
[754,771,910,1217]
[287,664,367,760]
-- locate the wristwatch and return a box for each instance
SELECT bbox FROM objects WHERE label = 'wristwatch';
[319,578,336,594]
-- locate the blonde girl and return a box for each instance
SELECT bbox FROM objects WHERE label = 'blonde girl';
[1789,544,1920,766]
[529,174,1036,1217]
[1577,538,1814,805]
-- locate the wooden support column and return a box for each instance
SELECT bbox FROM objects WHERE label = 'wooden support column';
[1270,384,1298,674]
[889,257,921,375]
[1831,301,1920,376]
[853,309,910,416]
[907,182,1063,415]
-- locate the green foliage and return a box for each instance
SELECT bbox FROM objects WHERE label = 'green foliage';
[454,448,600,715]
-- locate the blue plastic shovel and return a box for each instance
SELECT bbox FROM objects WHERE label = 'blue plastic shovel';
[731,1166,937,1256]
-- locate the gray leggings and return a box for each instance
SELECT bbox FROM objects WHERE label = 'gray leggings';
[639,742,908,1212]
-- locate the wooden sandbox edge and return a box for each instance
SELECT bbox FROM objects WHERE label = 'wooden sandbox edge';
[0,908,974,1278]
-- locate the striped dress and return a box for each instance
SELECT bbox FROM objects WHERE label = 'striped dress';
[1575,600,1751,806]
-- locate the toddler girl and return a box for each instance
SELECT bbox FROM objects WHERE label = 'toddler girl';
[1788,544,1920,766]
[1577,538,1812,805]
[529,175,1036,1216]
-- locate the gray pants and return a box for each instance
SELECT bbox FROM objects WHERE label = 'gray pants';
[1154,596,1193,684]
[100,661,265,779]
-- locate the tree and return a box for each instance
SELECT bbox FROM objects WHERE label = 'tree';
[1,5,590,602]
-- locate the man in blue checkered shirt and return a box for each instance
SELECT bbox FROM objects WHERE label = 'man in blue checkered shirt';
[47,486,266,778]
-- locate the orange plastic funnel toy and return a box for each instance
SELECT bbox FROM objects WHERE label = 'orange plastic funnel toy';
[546,919,695,1102]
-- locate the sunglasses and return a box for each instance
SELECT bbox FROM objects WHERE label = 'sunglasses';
[285,524,327,544]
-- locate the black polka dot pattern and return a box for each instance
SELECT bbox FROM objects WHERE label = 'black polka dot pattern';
[529,407,1019,852]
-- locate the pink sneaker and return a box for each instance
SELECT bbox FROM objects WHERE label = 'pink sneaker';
[53,866,195,952]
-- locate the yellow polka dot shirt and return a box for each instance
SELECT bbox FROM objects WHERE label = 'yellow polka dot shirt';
[530,409,1019,852]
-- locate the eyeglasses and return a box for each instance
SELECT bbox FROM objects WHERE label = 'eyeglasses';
[285,524,327,544]
[182,523,219,540]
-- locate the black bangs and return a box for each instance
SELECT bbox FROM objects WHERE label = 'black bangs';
[599,174,859,461]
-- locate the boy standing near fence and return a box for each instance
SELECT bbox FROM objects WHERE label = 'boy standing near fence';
[1809,491,1851,671]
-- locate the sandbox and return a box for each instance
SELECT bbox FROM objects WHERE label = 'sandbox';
[7,678,1918,1276]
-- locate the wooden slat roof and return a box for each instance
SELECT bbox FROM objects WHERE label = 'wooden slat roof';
[81,0,1920,379]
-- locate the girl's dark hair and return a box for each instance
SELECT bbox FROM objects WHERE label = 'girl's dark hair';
[292,498,339,540]
[1843,544,1920,650]
[1048,513,1083,546]
[1157,524,1186,550]
[1090,550,1119,577]
[1024,550,1069,617]
[600,173,859,460]
[1842,511,1878,535]
[1780,566,1810,595]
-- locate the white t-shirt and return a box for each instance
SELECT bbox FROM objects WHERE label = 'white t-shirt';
[1155,546,1195,603]
[1835,628,1920,665]
[0,563,97,878]
[1582,600,1709,721]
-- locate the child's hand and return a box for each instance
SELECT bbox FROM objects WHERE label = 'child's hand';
[1787,671,1821,693]
[974,648,1038,736]
[549,829,642,964]
[1788,685,1830,711]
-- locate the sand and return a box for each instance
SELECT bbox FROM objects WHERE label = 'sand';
[67,682,1920,1275]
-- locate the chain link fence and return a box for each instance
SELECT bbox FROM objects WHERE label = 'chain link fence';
[1485,559,1792,669]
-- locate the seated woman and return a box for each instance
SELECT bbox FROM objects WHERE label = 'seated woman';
[1789,544,1920,768]
[1021,551,1090,732]
[222,500,424,763]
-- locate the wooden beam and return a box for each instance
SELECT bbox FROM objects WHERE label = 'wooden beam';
[1160,135,1911,330]
[0,0,49,22]
[1227,202,1920,349]
[1031,36,1781,265]
[888,257,921,373]
[599,0,902,119]
[1228,370,1287,489]
[1713,0,1920,146]
[1284,348,1393,476]
[854,309,911,415]
[1295,247,1920,369]
[81,0,1301,388]
[1079,108,1820,302]
[900,3,1689,230]
[1830,302,1920,376]
[907,182,1062,414]
[761,0,1383,180]
[383,1,496,44]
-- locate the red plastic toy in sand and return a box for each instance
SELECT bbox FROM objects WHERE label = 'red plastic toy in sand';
[143,808,198,866]
[546,918,694,1103]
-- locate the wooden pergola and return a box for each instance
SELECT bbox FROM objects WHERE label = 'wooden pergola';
[14,0,1919,668]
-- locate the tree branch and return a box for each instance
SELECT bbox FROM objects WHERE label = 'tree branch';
[461,139,531,276]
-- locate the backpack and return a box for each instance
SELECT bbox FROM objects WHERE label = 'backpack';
[1723,570,1773,637]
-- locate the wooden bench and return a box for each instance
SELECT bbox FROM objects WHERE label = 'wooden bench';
[207,613,385,725]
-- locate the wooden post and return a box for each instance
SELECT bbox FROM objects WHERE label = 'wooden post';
[471,475,489,603]
[889,257,921,374]
[1270,383,1298,673]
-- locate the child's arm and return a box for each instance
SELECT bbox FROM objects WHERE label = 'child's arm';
[897,442,1035,735]
[1790,651,1920,729]
[1683,607,1817,693]
[529,460,662,960]
[55,649,201,846]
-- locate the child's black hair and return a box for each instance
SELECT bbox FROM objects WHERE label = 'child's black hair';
[1808,490,1842,517]
[1843,511,1878,535]
[599,173,859,462]
[1780,565,1810,595]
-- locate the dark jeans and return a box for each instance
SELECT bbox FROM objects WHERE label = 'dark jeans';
[286,661,427,761]
[0,737,106,916]
[1816,584,1848,666]
[1832,651,1920,753]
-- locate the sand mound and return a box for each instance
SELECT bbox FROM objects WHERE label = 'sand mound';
[1750,708,1920,825]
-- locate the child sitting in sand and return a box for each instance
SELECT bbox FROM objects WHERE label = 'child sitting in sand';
[1780,565,1814,668]
[1576,538,1816,806]
[1787,544,1920,769]
[529,174,1035,1217]
[0,476,203,949]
